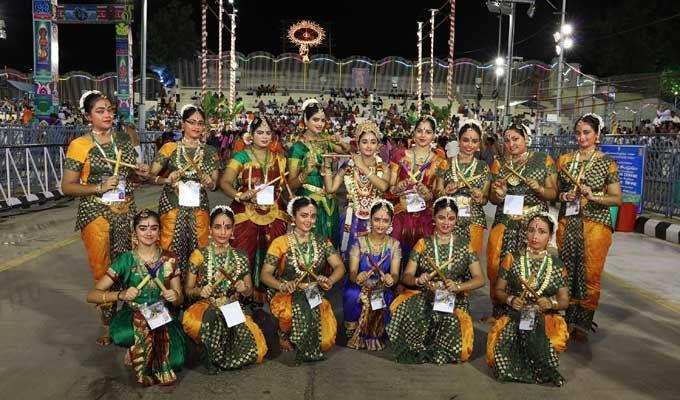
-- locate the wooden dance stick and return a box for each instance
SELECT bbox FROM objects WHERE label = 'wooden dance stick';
[177,152,205,176]
[503,165,528,184]
[321,153,352,158]
[217,267,237,285]
[112,150,122,176]
[560,166,580,187]
[299,264,320,281]
[518,274,537,301]
[183,151,208,180]
[519,277,541,299]
[104,157,139,170]
[366,254,389,279]
[255,172,289,191]
[154,277,167,292]
[425,256,449,282]
[136,275,151,290]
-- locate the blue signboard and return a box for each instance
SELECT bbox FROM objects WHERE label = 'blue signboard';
[600,144,646,213]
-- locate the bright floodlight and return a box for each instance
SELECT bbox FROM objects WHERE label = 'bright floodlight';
[561,24,573,35]
[553,32,561,43]
[495,66,505,77]
[495,57,505,66]
[563,37,574,49]
[675,91,679,96]
[555,45,562,55]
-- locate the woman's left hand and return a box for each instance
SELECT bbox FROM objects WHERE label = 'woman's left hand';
[317,276,332,291]
[579,184,594,200]
[381,274,395,288]
[200,174,214,190]
[135,163,150,179]
[416,183,431,200]
[536,296,553,312]
[469,188,484,204]
[444,279,460,293]
[162,289,178,303]
[525,178,543,193]
[234,280,247,293]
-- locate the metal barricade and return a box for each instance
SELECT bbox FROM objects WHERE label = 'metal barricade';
[530,134,680,219]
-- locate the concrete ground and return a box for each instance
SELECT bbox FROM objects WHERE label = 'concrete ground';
[1,187,679,400]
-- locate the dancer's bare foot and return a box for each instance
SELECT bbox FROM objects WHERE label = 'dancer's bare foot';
[96,335,112,346]
[279,337,294,352]
[480,315,496,324]
[96,327,112,346]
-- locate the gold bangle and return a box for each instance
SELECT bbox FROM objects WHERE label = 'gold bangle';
[234,192,242,202]
[101,291,107,304]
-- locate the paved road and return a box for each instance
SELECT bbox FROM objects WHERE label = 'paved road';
[1,187,679,400]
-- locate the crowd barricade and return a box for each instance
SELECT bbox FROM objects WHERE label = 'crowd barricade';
[0,126,162,214]
[530,134,680,219]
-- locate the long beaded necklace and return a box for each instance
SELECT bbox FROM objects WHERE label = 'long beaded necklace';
[433,233,454,275]
[176,142,204,177]
[520,250,553,297]
[91,132,118,171]
[289,231,319,279]
[207,243,233,287]
[452,154,477,181]
[569,149,597,185]
[247,146,271,187]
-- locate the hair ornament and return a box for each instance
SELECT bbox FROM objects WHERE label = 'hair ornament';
[286,195,312,218]
[302,98,320,113]
[370,198,394,213]
[79,90,103,112]
[433,196,457,209]
[356,120,382,139]
[580,113,604,134]
[181,103,203,116]
[459,118,484,133]
[210,204,234,216]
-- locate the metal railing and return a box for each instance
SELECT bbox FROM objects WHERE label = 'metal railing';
[0,127,161,208]
[531,134,680,219]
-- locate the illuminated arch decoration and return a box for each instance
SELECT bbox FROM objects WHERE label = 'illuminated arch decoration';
[31,0,134,122]
[287,21,325,64]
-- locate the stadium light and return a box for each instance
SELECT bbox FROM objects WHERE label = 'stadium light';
[561,23,573,35]
[495,56,505,66]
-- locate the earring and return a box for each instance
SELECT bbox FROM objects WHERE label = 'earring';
[386,226,393,235]
[595,134,601,144]
[366,224,372,233]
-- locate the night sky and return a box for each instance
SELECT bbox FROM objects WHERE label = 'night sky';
[0,0,643,76]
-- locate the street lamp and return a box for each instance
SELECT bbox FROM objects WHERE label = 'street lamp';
[554,0,572,120]
[495,56,505,77]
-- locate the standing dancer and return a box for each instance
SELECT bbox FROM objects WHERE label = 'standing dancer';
[220,116,289,303]
[149,105,219,274]
[556,113,622,342]
[437,119,490,259]
[484,124,557,323]
[389,116,447,257]
[63,90,149,345]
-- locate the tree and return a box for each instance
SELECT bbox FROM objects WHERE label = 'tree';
[146,0,199,71]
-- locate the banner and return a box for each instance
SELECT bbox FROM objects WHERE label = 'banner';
[351,68,370,89]
[32,0,54,121]
[600,144,646,213]
[115,23,131,122]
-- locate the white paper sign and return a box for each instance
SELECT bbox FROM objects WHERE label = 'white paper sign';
[433,289,456,314]
[178,181,201,207]
[565,198,581,216]
[455,195,471,217]
[406,192,426,213]
[305,284,322,309]
[101,176,126,203]
[503,195,525,216]
[140,301,172,330]
[519,306,537,331]
[370,289,386,311]
[256,185,275,205]
[219,301,246,328]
